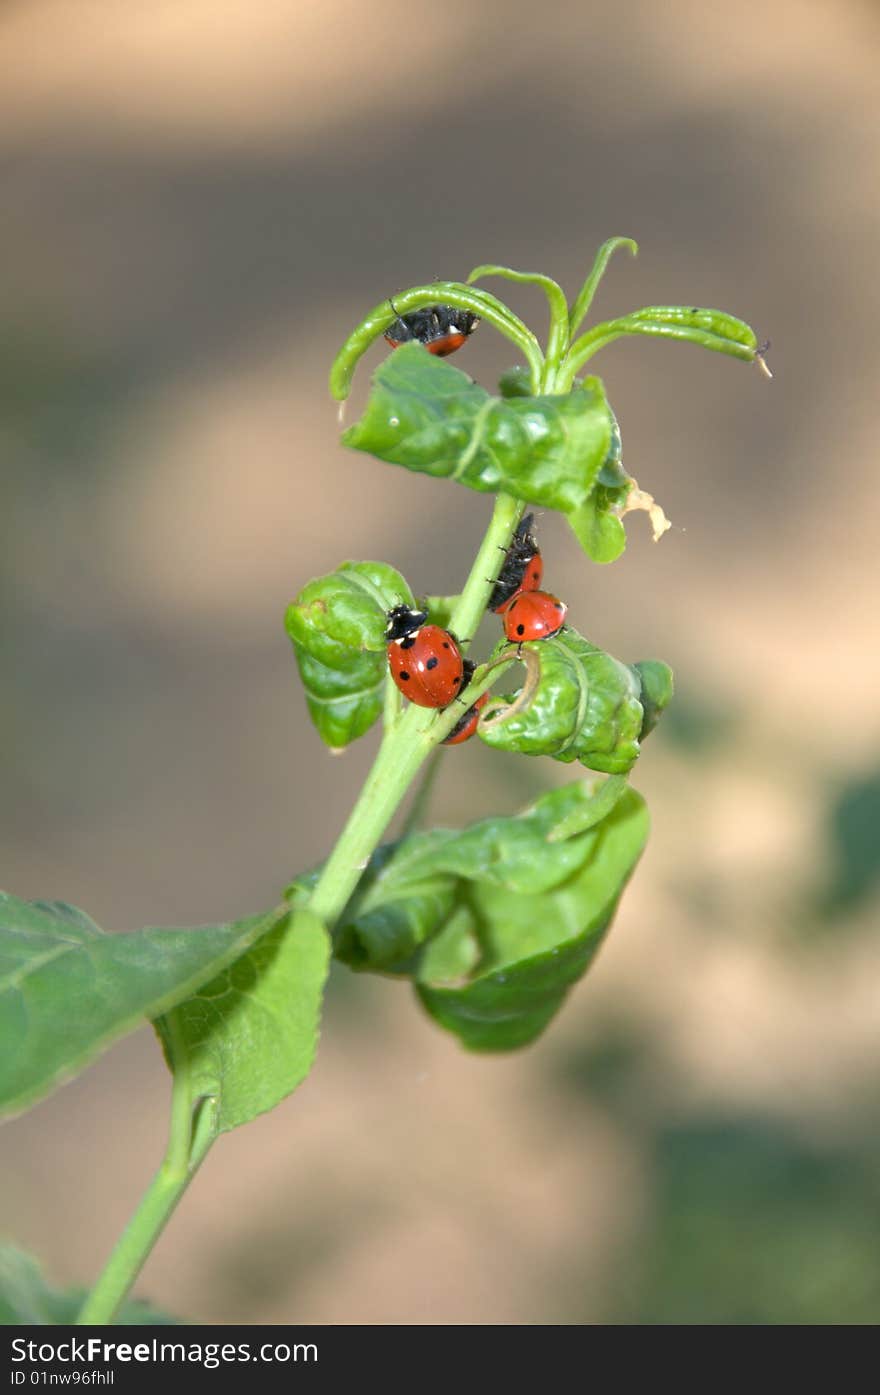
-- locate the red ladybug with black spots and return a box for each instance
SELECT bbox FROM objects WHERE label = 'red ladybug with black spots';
[442,661,487,746]
[385,605,465,708]
[488,513,544,613]
[501,590,567,646]
[384,304,479,358]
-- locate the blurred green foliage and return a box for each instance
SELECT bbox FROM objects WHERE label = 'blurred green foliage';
[817,767,880,920]
[549,1020,880,1324]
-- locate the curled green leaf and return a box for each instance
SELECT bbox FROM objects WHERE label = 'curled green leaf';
[415,788,649,1051]
[632,659,675,738]
[477,629,646,774]
[325,781,623,975]
[561,304,763,387]
[568,409,631,563]
[624,305,757,346]
[544,775,630,842]
[285,560,413,748]
[467,264,569,369]
[329,281,542,401]
[568,236,639,338]
[288,785,649,1049]
[343,344,613,515]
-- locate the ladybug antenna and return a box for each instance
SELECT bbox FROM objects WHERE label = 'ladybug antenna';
[388,296,401,319]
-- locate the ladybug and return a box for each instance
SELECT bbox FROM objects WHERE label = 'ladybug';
[384,304,479,358]
[385,604,465,708]
[443,692,489,745]
[502,590,567,646]
[488,513,543,612]
[442,660,487,746]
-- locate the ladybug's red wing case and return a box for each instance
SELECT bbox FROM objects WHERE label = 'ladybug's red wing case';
[443,691,488,745]
[385,607,465,708]
[502,590,567,644]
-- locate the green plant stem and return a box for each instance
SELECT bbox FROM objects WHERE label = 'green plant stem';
[307,493,524,931]
[76,1016,216,1325]
[399,747,445,838]
[307,723,430,927]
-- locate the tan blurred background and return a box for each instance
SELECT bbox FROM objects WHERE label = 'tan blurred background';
[2,0,880,1324]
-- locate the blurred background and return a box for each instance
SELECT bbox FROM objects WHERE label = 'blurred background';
[2,0,879,1324]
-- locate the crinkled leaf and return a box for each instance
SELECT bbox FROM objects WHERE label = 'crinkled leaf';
[343,343,612,514]
[324,781,619,976]
[478,629,646,774]
[286,560,413,748]
[0,893,287,1121]
[569,492,628,563]
[633,660,675,738]
[327,782,626,975]
[0,1245,178,1325]
[568,410,632,563]
[416,788,649,1051]
[288,785,647,1050]
[155,909,329,1134]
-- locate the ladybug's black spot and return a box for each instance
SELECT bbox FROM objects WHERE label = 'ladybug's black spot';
[516,624,525,636]
[442,641,450,649]
[426,656,438,670]
[554,602,563,610]
[400,636,416,650]
[399,671,410,681]
[453,675,461,685]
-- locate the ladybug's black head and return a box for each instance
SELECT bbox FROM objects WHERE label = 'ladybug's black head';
[385,604,428,642]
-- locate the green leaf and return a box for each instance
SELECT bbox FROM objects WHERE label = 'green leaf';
[568,236,639,338]
[563,303,762,384]
[343,344,612,515]
[568,410,632,563]
[467,264,569,365]
[498,365,533,398]
[0,1244,179,1325]
[328,781,624,976]
[155,909,329,1134]
[0,893,287,1121]
[569,493,628,563]
[286,560,413,748]
[633,660,675,738]
[478,629,646,774]
[293,784,647,1050]
[334,840,456,974]
[416,788,649,1050]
